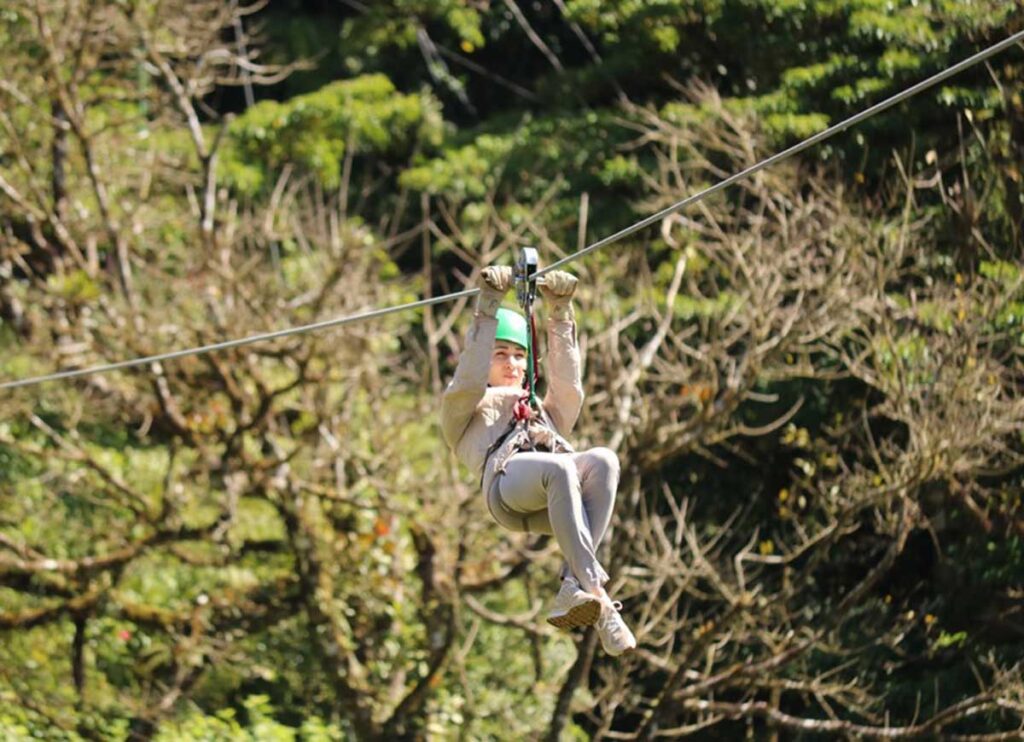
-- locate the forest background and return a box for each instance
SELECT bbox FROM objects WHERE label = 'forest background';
[1,1,1023,739]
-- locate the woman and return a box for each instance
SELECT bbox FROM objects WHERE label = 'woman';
[440,265,636,656]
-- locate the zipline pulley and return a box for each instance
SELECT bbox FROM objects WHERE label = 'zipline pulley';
[514,246,538,309]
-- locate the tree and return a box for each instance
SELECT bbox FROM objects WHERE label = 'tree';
[2,1,1022,739]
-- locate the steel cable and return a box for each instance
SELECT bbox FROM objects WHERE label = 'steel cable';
[3,29,1022,391]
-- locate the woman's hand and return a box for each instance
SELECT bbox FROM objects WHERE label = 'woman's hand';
[481,265,514,293]
[539,270,577,300]
[476,265,514,316]
[539,270,577,321]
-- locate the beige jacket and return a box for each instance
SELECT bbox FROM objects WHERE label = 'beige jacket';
[440,311,584,492]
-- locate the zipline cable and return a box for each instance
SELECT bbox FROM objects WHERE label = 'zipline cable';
[539,28,1024,277]
[3,29,1022,392]
[0,291,476,390]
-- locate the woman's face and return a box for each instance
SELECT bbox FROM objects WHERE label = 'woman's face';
[489,341,527,388]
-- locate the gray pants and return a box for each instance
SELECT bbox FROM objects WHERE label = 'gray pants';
[486,448,620,593]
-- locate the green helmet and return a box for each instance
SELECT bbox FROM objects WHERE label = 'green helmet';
[495,307,528,349]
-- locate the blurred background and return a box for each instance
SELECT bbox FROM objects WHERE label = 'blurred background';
[1,1,1022,739]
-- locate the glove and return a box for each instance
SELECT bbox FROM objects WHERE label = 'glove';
[539,270,577,299]
[476,265,513,317]
[539,270,577,321]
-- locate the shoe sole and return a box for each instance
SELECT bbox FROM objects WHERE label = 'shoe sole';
[546,598,602,630]
[604,643,637,658]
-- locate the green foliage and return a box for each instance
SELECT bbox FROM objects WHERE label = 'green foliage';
[933,629,967,650]
[342,0,485,56]
[554,0,1020,162]
[45,271,101,305]
[2,0,1023,738]
[980,260,1022,286]
[673,291,744,320]
[400,106,639,253]
[223,74,443,194]
[152,695,344,741]
[400,132,516,198]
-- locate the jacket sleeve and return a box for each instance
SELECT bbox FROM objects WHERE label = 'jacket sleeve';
[440,313,497,449]
[542,317,584,436]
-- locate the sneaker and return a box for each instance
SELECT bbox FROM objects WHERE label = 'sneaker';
[596,599,637,656]
[546,578,601,630]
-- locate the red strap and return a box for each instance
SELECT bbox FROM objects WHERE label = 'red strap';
[512,393,533,422]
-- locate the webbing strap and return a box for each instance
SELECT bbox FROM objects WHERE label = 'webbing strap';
[515,246,542,416]
[526,310,540,408]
